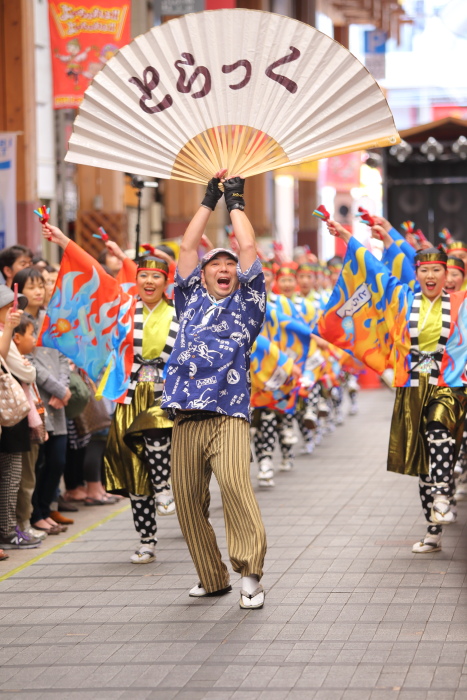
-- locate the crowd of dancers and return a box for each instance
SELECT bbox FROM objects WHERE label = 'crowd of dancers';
[1,173,466,610]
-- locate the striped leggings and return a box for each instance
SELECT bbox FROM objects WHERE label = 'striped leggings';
[171,414,267,594]
[0,453,22,538]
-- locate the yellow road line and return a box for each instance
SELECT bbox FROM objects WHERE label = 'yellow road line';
[0,504,130,583]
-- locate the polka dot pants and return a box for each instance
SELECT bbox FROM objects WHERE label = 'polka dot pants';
[426,427,455,497]
[459,421,467,473]
[330,385,343,408]
[253,410,277,463]
[277,413,294,461]
[295,404,313,443]
[129,434,171,545]
[418,474,442,536]
[309,382,321,410]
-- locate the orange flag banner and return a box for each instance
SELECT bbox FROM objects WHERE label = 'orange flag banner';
[48,0,131,110]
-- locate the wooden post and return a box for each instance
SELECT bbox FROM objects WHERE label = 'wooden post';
[334,25,350,49]
[75,165,126,252]
[0,0,38,250]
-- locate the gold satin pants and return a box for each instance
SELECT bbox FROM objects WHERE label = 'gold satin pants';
[171,414,267,593]
[388,375,467,477]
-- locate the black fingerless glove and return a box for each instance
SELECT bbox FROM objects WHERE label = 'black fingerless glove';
[201,177,223,210]
[223,177,245,212]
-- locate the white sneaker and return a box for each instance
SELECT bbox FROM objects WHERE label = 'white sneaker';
[335,408,344,426]
[257,457,274,487]
[130,543,156,564]
[26,526,47,541]
[155,490,176,516]
[348,401,358,416]
[280,459,293,472]
[412,534,442,553]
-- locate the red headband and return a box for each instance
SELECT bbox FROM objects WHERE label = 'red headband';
[137,267,168,277]
[447,247,467,254]
[415,260,447,267]
[447,263,465,273]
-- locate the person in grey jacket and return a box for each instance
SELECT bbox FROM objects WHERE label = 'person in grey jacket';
[13,268,71,535]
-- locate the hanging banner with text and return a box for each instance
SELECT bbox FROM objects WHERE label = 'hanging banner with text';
[155,0,235,17]
[0,134,17,249]
[48,0,131,109]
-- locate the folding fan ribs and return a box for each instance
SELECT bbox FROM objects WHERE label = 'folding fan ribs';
[172,126,288,182]
[65,9,400,183]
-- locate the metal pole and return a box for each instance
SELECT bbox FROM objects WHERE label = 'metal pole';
[135,187,142,256]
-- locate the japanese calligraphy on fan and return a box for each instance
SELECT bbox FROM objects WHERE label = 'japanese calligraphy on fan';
[129,47,301,115]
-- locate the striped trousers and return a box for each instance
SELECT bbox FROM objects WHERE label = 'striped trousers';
[171,414,267,594]
[0,453,22,538]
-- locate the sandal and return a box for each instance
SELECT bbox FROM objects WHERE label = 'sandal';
[0,549,9,561]
[155,491,176,516]
[239,585,265,609]
[130,544,156,564]
[412,535,442,553]
[32,524,61,535]
[431,497,457,524]
[84,496,117,506]
[189,583,232,598]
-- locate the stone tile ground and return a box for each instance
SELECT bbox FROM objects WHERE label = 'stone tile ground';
[0,389,466,699]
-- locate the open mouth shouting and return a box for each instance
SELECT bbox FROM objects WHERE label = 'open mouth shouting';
[216,275,232,291]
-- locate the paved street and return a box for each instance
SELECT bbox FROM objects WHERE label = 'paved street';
[1,388,466,700]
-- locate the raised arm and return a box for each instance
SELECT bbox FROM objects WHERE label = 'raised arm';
[42,222,70,250]
[0,308,23,362]
[372,224,394,250]
[178,170,226,278]
[326,219,352,243]
[224,177,257,272]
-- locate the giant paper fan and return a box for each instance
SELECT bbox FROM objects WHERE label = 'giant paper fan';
[65,9,400,183]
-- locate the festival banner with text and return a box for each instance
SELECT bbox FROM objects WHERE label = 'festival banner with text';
[48,1,131,109]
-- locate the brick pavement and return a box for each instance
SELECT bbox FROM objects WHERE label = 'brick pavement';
[0,388,466,700]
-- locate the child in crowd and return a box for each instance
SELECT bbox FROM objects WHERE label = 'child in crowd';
[12,315,50,541]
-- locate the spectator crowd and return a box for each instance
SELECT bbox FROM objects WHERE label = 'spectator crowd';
[0,244,121,563]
